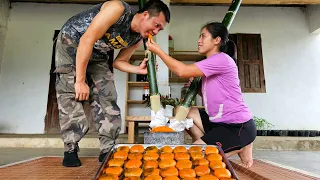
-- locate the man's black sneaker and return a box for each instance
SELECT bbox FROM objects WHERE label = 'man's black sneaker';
[98,152,108,162]
[62,150,81,167]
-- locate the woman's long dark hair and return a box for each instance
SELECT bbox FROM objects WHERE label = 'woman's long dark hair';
[226,40,237,63]
[201,22,237,62]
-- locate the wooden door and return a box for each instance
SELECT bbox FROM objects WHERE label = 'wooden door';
[229,34,266,93]
[236,34,266,93]
[44,30,61,134]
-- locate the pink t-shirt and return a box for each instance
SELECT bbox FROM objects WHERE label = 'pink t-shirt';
[195,52,252,124]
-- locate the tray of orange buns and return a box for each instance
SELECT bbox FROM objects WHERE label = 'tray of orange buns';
[94,144,239,180]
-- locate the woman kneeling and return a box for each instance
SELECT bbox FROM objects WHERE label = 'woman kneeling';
[146,22,256,168]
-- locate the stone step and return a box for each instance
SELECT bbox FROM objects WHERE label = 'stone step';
[0,134,319,151]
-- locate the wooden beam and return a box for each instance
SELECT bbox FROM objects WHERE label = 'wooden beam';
[10,0,320,5]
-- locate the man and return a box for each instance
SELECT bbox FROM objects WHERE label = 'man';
[54,0,170,167]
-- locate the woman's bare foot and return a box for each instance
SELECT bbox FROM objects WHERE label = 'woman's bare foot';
[193,138,206,145]
[237,143,254,168]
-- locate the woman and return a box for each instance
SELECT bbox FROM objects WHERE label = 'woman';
[146,22,256,168]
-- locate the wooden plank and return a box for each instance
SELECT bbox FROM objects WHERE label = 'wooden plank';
[128,121,135,143]
[126,106,203,122]
[126,116,151,122]
[128,81,149,87]
[247,36,256,90]
[253,64,261,88]
[10,0,320,5]
[123,72,129,133]
[231,159,320,180]
[172,54,205,62]
[244,64,251,88]
[257,35,266,93]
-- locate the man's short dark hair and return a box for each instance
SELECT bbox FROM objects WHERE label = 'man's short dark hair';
[138,0,171,23]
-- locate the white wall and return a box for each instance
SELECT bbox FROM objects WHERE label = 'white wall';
[0,3,320,133]
[306,5,320,34]
[0,0,10,75]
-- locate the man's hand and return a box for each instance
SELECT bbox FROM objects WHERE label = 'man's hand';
[75,82,90,101]
[137,58,159,75]
[137,58,148,74]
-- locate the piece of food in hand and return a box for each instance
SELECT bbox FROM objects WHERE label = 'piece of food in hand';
[190,151,204,160]
[160,146,173,153]
[194,165,210,176]
[116,146,130,152]
[113,151,128,160]
[213,168,232,179]
[144,152,159,161]
[160,167,179,177]
[130,145,144,153]
[128,153,143,160]
[99,174,119,180]
[189,146,202,152]
[199,175,219,180]
[178,168,196,178]
[176,159,192,170]
[145,146,159,153]
[163,177,179,180]
[159,159,177,169]
[148,34,153,40]
[173,146,187,153]
[206,153,222,161]
[160,153,174,160]
[151,126,175,132]
[143,168,160,176]
[104,166,123,176]
[144,160,159,169]
[125,159,142,169]
[144,175,162,180]
[108,158,125,167]
[124,168,143,177]
[174,152,190,161]
[204,146,219,155]
[210,160,226,170]
[193,158,209,166]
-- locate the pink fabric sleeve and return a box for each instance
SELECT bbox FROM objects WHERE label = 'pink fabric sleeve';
[195,53,231,77]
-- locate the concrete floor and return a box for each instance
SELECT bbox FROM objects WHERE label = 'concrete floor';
[251,150,320,176]
[235,150,320,178]
[0,148,319,178]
